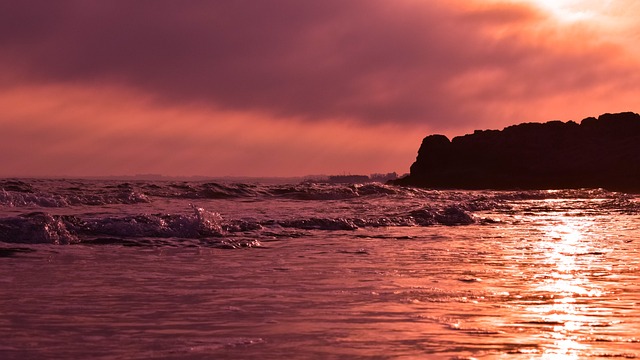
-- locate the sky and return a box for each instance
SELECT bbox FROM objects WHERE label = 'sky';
[1,0,639,177]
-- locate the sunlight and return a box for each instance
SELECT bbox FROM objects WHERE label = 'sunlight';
[524,0,611,22]
[526,216,603,358]
[543,220,584,276]
[547,223,582,246]
[542,338,586,360]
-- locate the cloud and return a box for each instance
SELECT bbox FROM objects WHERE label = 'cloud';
[1,0,638,131]
[0,84,419,176]
[1,1,640,176]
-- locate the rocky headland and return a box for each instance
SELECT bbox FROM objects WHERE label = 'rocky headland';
[394,112,640,192]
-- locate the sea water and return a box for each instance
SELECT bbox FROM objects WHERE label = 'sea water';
[1,179,639,359]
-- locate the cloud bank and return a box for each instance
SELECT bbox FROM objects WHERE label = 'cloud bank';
[0,0,639,176]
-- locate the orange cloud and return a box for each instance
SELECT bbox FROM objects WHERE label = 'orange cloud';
[0,84,420,177]
[0,1,639,176]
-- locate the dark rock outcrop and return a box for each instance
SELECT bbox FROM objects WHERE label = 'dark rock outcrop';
[394,112,640,192]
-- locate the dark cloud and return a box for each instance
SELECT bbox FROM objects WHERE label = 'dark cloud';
[0,0,637,127]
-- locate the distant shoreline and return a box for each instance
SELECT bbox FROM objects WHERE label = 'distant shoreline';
[0,173,400,185]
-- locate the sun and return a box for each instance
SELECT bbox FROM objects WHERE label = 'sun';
[526,0,610,22]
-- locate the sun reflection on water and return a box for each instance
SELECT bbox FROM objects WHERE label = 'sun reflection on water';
[528,215,603,358]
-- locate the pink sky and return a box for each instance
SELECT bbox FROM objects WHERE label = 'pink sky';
[1,0,639,177]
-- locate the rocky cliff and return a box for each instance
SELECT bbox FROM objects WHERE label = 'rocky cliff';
[394,112,640,191]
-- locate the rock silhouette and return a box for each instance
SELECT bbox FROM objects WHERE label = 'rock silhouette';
[394,112,640,192]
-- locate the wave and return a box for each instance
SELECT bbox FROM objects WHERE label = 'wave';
[0,212,79,245]
[409,206,476,226]
[0,180,407,207]
[1,180,638,248]
[165,182,268,199]
[2,179,635,208]
[0,204,477,246]
[0,180,35,193]
[0,187,149,207]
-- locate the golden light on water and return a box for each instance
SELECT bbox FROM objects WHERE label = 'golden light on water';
[528,215,603,358]
[397,195,640,358]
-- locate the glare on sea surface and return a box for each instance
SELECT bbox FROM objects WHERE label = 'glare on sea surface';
[529,215,603,358]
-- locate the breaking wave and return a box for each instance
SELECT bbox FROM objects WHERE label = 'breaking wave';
[1,179,634,209]
[0,204,478,246]
[0,179,638,247]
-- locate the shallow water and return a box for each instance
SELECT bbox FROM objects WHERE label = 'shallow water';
[1,179,639,359]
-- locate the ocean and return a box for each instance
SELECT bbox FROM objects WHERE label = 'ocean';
[1,178,639,359]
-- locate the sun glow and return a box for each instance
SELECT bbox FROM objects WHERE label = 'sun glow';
[525,0,611,22]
